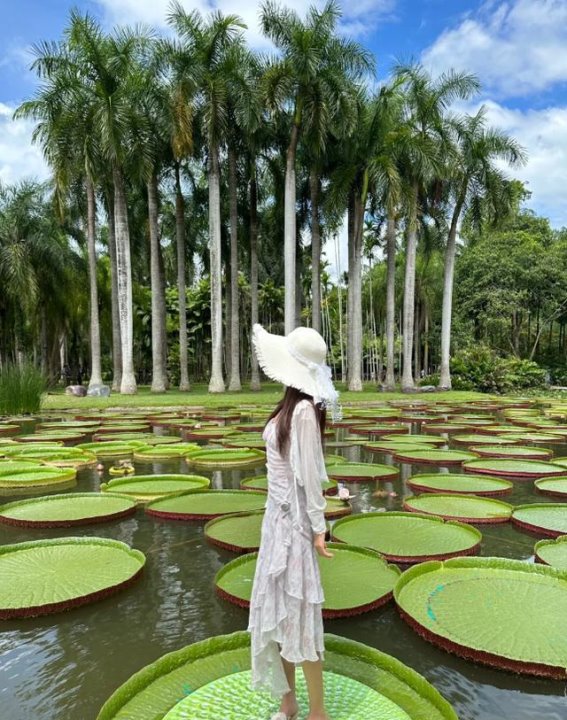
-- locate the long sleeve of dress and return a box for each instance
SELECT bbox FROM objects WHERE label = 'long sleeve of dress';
[290,401,327,534]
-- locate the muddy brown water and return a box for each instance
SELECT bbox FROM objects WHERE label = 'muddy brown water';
[0,415,566,720]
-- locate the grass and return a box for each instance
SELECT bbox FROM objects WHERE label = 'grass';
[41,383,488,411]
[0,364,46,415]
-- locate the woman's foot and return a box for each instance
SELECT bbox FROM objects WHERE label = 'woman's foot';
[278,690,298,718]
[306,714,329,720]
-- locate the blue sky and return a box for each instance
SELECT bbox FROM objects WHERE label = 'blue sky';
[1,0,567,238]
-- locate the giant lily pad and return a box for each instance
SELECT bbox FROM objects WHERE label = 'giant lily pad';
[534,536,567,570]
[146,489,267,521]
[463,459,566,479]
[95,631,457,720]
[0,537,145,619]
[1,445,96,468]
[133,443,200,461]
[78,441,146,457]
[451,434,518,446]
[393,449,478,466]
[511,503,567,538]
[18,432,84,443]
[407,473,513,497]
[101,474,211,502]
[394,556,567,679]
[215,544,401,617]
[239,474,338,495]
[499,432,565,444]
[0,492,137,527]
[381,434,445,446]
[422,424,469,435]
[185,447,266,469]
[93,432,181,445]
[534,476,567,498]
[469,445,553,460]
[205,510,265,552]
[327,462,399,482]
[220,434,266,449]
[0,465,77,494]
[331,512,481,564]
[183,427,240,441]
[350,424,410,437]
[364,442,435,455]
[403,494,512,524]
[0,424,19,436]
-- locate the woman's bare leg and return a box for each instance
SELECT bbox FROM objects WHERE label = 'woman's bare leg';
[278,657,298,716]
[302,658,328,720]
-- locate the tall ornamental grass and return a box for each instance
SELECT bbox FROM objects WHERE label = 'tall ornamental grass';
[0,364,46,415]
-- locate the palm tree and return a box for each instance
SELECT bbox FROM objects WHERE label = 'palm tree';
[15,40,104,389]
[395,64,481,392]
[168,3,247,393]
[261,0,372,334]
[438,108,526,388]
[63,11,145,393]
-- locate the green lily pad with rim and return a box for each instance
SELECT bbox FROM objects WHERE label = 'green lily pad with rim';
[146,489,267,521]
[205,510,265,553]
[93,433,181,445]
[534,476,567,498]
[407,473,513,497]
[403,493,513,524]
[394,556,567,679]
[1,445,96,468]
[349,424,410,437]
[534,536,567,570]
[393,449,478,466]
[133,443,200,461]
[239,474,338,495]
[0,536,145,619]
[215,544,401,617]
[95,631,457,720]
[185,447,266,469]
[451,434,519,446]
[101,474,211,502]
[0,424,20,436]
[469,445,553,460]
[0,492,137,527]
[498,432,565,444]
[546,456,567,468]
[381,434,445,446]
[327,462,399,482]
[511,503,567,538]
[364,441,436,455]
[422,424,470,435]
[220,434,266,449]
[77,441,146,457]
[18,432,85,443]
[463,458,566,479]
[331,512,481,564]
[0,466,77,494]
[183,427,240,441]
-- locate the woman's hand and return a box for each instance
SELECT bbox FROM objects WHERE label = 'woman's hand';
[313,532,334,558]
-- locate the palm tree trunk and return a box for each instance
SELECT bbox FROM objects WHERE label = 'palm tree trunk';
[208,141,225,392]
[348,176,366,392]
[86,178,102,388]
[310,168,321,333]
[284,120,300,334]
[175,164,190,391]
[249,159,261,390]
[439,198,463,389]
[228,147,241,391]
[402,189,418,392]
[384,215,397,390]
[113,167,137,394]
[106,196,122,391]
[40,307,48,378]
[148,172,167,393]
[346,190,355,382]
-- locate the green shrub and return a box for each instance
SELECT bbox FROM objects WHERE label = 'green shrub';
[0,364,46,415]
[419,373,440,387]
[499,358,546,391]
[450,345,506,393]
[449,347,546,394]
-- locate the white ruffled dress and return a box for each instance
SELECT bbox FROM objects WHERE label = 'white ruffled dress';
[247,399,328,698]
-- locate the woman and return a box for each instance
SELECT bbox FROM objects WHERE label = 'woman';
[248,323,341,720]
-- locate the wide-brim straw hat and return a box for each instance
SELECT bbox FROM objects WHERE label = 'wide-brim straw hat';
[252,323,341,420]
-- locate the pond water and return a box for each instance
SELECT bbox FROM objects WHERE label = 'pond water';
[1,412,566,720]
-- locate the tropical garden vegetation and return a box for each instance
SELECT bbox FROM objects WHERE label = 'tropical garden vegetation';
[1,1,566,398]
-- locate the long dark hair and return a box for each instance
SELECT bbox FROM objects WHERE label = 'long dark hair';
[266,386,326,455]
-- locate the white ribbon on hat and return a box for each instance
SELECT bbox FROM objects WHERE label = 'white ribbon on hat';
[286,340,342,422]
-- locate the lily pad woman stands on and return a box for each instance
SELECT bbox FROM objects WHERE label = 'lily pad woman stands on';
[248,324,341,720]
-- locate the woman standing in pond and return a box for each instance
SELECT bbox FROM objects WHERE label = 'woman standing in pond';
[248,324,341,720]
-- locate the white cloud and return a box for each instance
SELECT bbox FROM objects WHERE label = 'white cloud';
[478,100,567,227]
[0,103,49,186]
[94,0,396,47]
[422,0,567,98]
